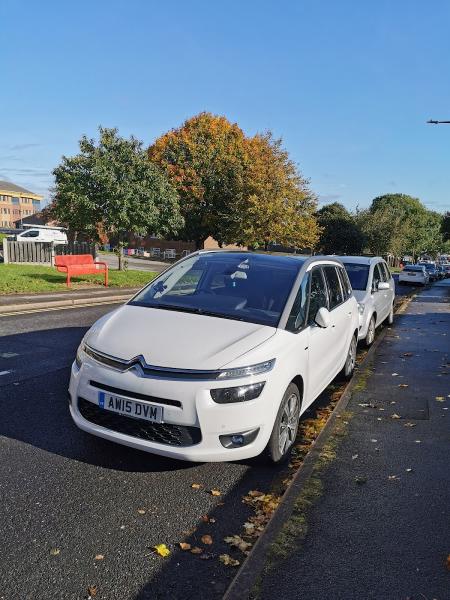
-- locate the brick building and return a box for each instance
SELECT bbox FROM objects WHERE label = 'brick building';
[0,180,43,228]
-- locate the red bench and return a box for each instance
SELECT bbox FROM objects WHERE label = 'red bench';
[55,254,108,287]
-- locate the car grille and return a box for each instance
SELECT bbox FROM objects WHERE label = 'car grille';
[77,397,201,447]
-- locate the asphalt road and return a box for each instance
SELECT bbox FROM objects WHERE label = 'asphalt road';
[0,303,294,600]
[100,254,168,273]
[0,278,428,600]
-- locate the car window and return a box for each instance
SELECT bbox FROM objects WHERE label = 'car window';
[307,268,328,325]
[286,273,310,332]
[22,230,39,238]
[372,264,383,290]
[343,263,369,291]
[337,266,352,300]
[381,262,391,281]
[323,266,344,309]
[378,262,389,282]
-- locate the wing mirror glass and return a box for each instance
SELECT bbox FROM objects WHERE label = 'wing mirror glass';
[314,307,331,328]
[378,282,390,290]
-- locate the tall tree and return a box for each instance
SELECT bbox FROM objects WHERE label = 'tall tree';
[239,132,320,250]
[316,202,365,254]
[51,127,183,269]
[148,112,248,248]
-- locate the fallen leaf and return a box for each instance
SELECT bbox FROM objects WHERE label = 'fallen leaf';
[398,384,409,388]
[391,413,401,419]
[201,535,213,545]
[402,352,413,357]
[49,548,60,556]
[87,586,98,598]
[191,483,202,489]
[219,554,240,567]
[404,422,416,427]
[179,542,191,551]
[153,544,170,558]
[190,546,203,554]
[406,468,413,473]
[446,554,450,571]
[370,439,378,443]
[355,476,367,485]
[415,440,421,443]
[137,509,146,515]
[392,373,399,377]
[247,490,264,498]
[224,535,252,552]
[435,396,445,402]
[210,489,222,497]
[352,454,359,460]
[94,554,104,561]
[388,475,399,480]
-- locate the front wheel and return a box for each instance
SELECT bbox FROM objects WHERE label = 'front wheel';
[266,383,301,464]
[385,303,394,326]
[341,335,357,380]
[364,315,376,347]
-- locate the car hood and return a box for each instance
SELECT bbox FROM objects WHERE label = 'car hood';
[86,304,276,371]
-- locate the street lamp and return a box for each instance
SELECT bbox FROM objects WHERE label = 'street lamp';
[427,119,450,124]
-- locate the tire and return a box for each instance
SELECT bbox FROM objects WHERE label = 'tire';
[385,303,394,326]
[266,383,301,464]
[341,335,357,380]
[364,315,376,347]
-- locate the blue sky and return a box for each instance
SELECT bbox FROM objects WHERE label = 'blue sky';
[1,0,449,212]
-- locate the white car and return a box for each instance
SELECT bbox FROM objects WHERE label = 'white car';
[399,265,429,286]
[340,256,395,347]
[15,225,68,245]
[69,251,359,463]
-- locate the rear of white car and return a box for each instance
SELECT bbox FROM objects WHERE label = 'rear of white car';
[399,265,428,285]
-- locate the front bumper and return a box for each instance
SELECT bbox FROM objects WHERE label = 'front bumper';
[68,359,277,462]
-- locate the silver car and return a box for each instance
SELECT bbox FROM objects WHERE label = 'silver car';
[340,256,396,347]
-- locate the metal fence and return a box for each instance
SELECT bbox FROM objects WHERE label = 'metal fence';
[3,241,96,265]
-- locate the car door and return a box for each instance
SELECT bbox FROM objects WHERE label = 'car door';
[304,267,337,403]
[380,261,395,314]
[323,265,349,370]
[371,263,387,325]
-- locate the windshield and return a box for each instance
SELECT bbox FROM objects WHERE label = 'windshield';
[130,253,303,327]
[404,266,423,272]
[342,263,370,291]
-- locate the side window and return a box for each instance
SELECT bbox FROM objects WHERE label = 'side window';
[23,230,39,238]
[286,273,310,332]
[338,267,352,300]
[323,266,344,309]
[307,268,328,325]
[380,262,390,281]
[372,264,383,290]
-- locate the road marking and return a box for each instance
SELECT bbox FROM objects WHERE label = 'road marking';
[0,299,124,318]
[0,370,11,376]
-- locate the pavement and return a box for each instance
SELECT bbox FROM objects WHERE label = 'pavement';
[100,253,169,273]
[252,279,450,600]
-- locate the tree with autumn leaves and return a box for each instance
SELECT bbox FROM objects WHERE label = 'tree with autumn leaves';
[149,113,320,250]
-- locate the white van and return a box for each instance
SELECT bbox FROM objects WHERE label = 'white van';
[15,225,68,245]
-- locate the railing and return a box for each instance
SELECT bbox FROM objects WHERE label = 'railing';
[2,240,96,265]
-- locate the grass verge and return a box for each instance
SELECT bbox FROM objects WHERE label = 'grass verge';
[0,264,157,294]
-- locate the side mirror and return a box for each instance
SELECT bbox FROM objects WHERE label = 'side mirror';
[314,307,331,328]
[378,282,390,290]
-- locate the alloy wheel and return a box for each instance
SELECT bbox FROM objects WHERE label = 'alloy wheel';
[278,393,300,456]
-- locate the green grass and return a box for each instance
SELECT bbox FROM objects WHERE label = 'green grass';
[0,264,157,294]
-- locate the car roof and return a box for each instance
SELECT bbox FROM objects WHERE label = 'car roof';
[334,255,383,265]
[196,250,344,269]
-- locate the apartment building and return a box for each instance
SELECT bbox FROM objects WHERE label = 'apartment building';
[0,180,43,228]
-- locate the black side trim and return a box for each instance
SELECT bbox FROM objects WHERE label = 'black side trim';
[90,380,182,408]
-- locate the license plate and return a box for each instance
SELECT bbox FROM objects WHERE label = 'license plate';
[98,391,163,423]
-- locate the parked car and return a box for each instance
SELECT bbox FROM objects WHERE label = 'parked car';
[399,265,429,286]
[436,265,446,280]
[417,262,438,282]
[442,264,450,278]
[13,225,68,245]
[69,251,359,463]
[339,256,395,347]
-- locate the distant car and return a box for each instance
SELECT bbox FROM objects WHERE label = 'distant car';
[399,265,429,286]
[14,226,68,245]
[436,265,446,280]
[340,256,395,347]
[69,251,359,463]
[443,264,450,278]
[418,262,438,282]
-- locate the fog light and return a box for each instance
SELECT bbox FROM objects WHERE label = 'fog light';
[220,428,259,449]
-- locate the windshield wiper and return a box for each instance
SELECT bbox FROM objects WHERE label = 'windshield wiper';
[135,302,245,321]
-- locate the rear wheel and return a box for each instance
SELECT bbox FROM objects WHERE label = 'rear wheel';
[266,383,301,464]
[341,335,357,380]
[364,315,376,347]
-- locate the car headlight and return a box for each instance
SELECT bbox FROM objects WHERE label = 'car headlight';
[358,303,365,315]
[210,382,265,404]
[216,359,275,380]
[75,335,88,369]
